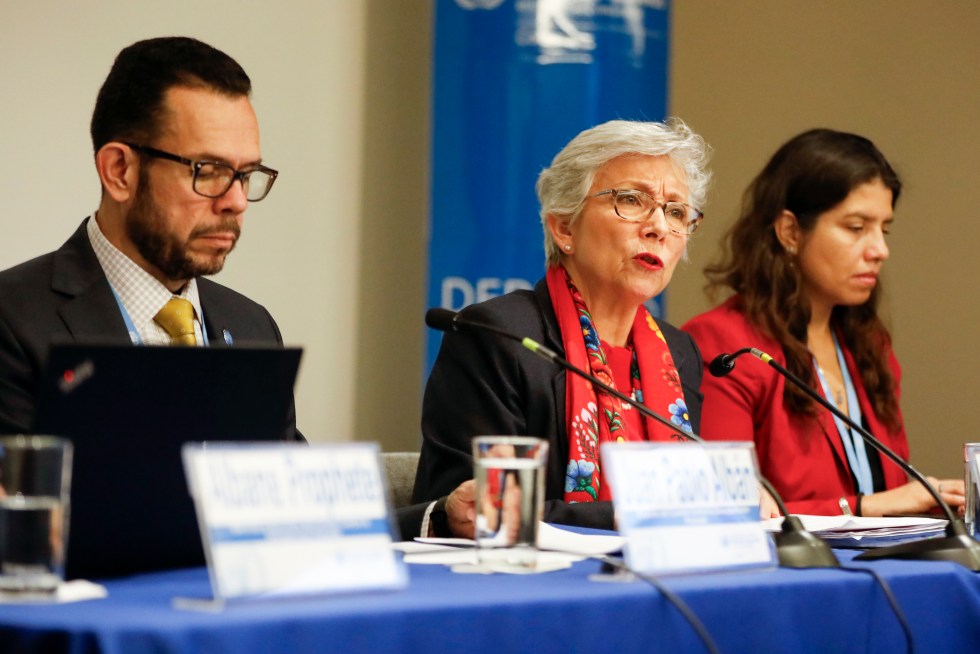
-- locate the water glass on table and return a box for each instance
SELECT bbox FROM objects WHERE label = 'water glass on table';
[965,443,980,537]
[0,435,73,595]
[472,435,548,569]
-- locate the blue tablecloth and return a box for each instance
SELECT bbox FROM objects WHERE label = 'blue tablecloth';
[2,550,979,653]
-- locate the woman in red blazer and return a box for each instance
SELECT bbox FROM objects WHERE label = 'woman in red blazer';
[683,129,963,517]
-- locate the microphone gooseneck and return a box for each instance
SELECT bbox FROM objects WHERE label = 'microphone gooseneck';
[427,308,839,568]
[717,347,980,570]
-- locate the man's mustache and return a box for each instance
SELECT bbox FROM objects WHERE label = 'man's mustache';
[189,221,241,240]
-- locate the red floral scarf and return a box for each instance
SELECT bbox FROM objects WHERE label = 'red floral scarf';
[546,266,690,503]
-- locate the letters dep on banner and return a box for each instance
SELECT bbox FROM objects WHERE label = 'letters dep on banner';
[602,441,777,575]
[182,442,406,602]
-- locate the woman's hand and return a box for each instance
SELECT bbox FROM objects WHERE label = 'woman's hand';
[759,484,781,518]
[859,477,965,517]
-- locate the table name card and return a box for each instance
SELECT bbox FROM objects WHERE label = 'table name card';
[182,442,406,602]
[602,441,776,575]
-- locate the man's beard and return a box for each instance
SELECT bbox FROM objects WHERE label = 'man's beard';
[126,177,240,283]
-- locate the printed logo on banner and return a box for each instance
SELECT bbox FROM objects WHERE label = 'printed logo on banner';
[515,0,669,64]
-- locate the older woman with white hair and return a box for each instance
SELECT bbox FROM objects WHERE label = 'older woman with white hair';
[411,119,711,535]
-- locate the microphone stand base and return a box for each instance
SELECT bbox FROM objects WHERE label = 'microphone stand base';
[775,515,840,568]
[853,520,980,571]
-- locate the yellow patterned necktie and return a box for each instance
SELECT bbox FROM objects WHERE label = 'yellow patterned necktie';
[153,297,198,346]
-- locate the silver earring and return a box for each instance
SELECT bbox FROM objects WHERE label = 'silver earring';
[786,246,796,255]
[564,244,572,252]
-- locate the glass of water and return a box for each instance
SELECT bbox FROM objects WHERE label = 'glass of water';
[0,435,73,594]
[965,443,980,538]
[472,435,548,569]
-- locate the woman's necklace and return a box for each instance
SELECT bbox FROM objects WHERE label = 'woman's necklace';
[815,362,847,410]
[809,326,848,410]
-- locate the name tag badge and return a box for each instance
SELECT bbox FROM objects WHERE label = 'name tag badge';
[182,442,407,603]
[601,441,776,575]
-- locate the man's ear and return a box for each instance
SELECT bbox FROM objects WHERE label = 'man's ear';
[773,210,801,254]
[95,143,140,203]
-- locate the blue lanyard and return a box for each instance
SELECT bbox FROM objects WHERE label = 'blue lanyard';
[814,333,873,494]
[109,286,210,346]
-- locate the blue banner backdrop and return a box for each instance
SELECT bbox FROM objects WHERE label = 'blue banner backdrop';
[428,0,671,372]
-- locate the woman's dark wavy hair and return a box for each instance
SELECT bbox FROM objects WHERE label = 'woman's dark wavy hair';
[705,129,902,427]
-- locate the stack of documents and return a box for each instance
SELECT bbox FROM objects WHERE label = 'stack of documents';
[396,523,624,572]
[762,515,947,548]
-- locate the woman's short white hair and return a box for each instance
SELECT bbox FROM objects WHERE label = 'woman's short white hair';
[537,117,711,265]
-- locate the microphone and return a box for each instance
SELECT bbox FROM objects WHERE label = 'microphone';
[426,308,528,347]
[427,308,839,568]
[707,347,755,378]
[711,348,980,570]
[424,307,458,332]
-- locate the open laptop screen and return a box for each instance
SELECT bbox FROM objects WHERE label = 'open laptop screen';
[33,344,303,580]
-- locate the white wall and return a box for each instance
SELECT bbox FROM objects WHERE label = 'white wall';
[0,1,368,443]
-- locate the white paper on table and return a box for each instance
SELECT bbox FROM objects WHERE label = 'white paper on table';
[400,545,579,572]
[537,522,623,554]
[0,580,107,604]
[397,522,622,570]
[762,515,947,545]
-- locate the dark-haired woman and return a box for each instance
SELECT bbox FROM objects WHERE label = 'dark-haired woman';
[683,129,963,517]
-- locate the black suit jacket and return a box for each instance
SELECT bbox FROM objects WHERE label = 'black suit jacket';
[0,219,299,437]
[411,279,703,531]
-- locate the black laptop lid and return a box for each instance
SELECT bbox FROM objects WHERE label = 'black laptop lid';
[33,344,303,580]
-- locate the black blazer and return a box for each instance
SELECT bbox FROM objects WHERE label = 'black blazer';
[412,279,703,531]
[0,219,299,437]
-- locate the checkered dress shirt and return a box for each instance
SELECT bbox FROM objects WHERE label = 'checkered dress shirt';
[86,216,204,346]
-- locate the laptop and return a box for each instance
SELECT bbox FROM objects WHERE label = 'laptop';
[32,344,303,580]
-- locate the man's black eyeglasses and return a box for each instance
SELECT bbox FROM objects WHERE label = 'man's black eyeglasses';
[124,143,278,202]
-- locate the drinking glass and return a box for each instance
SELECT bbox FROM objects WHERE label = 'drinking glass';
[472,435,548,569]
[0,436,73,594]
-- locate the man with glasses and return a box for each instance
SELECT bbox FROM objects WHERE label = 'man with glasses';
[0,37,294,435]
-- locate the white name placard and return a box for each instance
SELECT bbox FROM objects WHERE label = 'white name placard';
[182,442,407,602]
[602,441,776,575]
